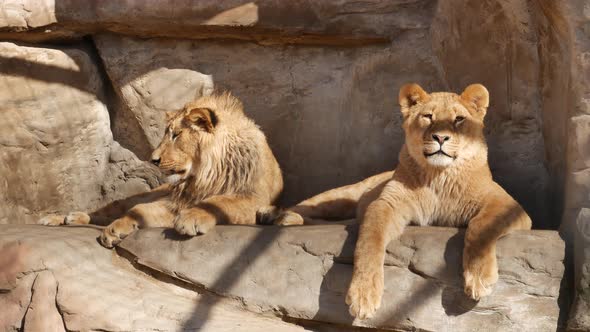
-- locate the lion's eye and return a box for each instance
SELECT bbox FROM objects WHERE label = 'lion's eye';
[455,116,465,124]
[422,114,433,120]
[171,132,180,140]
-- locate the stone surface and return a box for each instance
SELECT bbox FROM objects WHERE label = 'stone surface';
[0,225,309,332]
[0,41,160,224]
[118,224,566,332]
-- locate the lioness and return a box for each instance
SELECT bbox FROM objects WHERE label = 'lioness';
[39,92,283,248]
[273,83,532,319]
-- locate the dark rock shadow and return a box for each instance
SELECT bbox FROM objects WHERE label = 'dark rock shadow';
[312,224,358,326]
[180,225,285,330]
[441,231,478,316]
[161,228,193,241]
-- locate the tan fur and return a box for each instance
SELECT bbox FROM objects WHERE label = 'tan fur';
[39,92,283,248]
[276,83,532,319]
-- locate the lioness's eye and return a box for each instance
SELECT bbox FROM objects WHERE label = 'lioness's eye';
[455,116,465,124]
[422,114,433,120]
[172,132,180,140]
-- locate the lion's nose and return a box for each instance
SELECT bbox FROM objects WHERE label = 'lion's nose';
[151,157,161,166]
[432,134,450,145]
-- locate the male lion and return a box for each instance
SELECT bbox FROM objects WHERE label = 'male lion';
[272,83,532,319]
[39,92,283,248]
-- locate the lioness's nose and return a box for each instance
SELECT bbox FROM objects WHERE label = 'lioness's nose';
[432,134,450,144]
[151,157,161,166]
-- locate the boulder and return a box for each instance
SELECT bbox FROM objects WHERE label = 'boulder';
[0,41,160,224]
[0,224,308,332]
[0,41,110,224]
[119,224,566,331]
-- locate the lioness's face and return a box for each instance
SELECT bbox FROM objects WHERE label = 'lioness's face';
[399,84,490,168]
[151,102,217,183]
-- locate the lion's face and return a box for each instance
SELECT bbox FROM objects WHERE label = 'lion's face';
[399,84,490,168]
[151,102,217,183]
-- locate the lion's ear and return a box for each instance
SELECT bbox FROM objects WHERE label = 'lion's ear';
[185,107,218,132]
[399,83,430,116]
[460,84,489,115]
[165,110,177,121]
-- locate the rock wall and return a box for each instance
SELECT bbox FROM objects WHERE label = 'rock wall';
[2,0,587,229]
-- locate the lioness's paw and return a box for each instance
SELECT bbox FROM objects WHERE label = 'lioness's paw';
[274,211,304,226]
[463,257,498,301]
[346,268,384,320]
[98,218,138,248]
[174,209,216,236]
[255,207,304,226]
[38,215,65,226]
[64,211,91,225]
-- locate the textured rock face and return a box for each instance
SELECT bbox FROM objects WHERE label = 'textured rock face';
[94,33,438,206]
[0,225,308,332]
[0,42,160,224]
[119,225,566,332]
[0,42,110,224]
[94,31,552,227]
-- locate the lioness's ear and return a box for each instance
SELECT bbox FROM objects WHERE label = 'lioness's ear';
[399,83,430,116]
[185,107,218,132]
[460,84,489,114]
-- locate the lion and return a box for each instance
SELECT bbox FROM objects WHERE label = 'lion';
[39,92,284,248]
[270,83,532,319]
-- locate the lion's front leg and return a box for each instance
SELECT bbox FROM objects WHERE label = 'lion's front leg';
[99,200,174,248]
[174,195,261,236]
[463,193,532,300]
[346,199,407,320]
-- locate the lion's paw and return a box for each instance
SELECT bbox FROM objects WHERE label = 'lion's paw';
[174,209,216,236]
[38,214,65,226]
[346,268,384,320]
[463,257,498,301]
[256,206,280,225]
[98,218,138,249]
[64,211,91,225]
